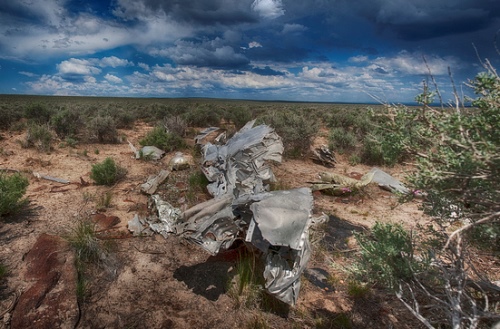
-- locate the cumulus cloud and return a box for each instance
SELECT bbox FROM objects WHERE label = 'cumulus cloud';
[248,41,263,48]
[152,39,249,68]
[104,74,123,83]
[281,23,307,34]
[99,56,133,68]
[57,58,102,76]
[348,55,368,63]
[252,0,285,19]
[113,0,257,26]
[372,51,461,75]
[138,62,150,71]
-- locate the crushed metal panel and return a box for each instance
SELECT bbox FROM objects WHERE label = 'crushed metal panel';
[264,235,312,305]
[140,169,170,195]
[194,127,221,145]
[148,195,182,235]
[234,188,314,305]
[137,146,165,160]
[369,167,410,194]
[169,152,190,171]
[200,120,283,199]
[246,188,313,250]
[128,214,154,236]
[185,206,240,255]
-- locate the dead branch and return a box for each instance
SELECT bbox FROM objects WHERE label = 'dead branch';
[443,211,500,250]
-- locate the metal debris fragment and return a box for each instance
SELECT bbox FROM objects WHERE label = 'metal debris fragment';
[32,172,70,184]
[169,152,190,171]
[368,167,410,194]
[141,170,170,195]
[311,144,336,167]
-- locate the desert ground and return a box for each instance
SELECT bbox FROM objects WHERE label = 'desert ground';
[0,98,435,328]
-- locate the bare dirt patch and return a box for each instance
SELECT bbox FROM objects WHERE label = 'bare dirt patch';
[0,123,428,328]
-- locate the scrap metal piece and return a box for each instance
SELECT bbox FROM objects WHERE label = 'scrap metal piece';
[169,152,190,171]
[140,169,170,195]
[201,120,284,199]
[311,144,336,167]
[32,172,70,184]
[194,127,221,145]
[235,188,314,305]
[127,214,154,236]
[149,194,182,235]
[185,206,241,255]
[368,167,410,194]
[245,188,313,250]
[137,146,165,160]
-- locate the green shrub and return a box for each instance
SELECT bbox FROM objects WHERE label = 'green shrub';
[0,172,29,217]
[350,222,429,291]
[24,103,52,124]
[326,109,359,128]
[25,123,53,152]
[182,105,222,127]
[164,116,187,137]
[329,127,357,152]
[112,109,136,129]
[139,126,185,152]
[359,135,385,165]
[90,157,126,186]
[87,115,119,143]
[225,107,253,129]
[227,252,264,309]
[0,106,23,130]
[51,108,83,138]
[258,110,318,158]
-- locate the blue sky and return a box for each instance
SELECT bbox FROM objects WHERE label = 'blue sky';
[1,0,499,103]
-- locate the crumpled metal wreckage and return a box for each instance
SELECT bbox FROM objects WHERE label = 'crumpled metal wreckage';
[128,120,316,305]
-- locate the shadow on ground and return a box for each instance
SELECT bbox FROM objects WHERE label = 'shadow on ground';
[322,215,366,251]
[173,260,233,301]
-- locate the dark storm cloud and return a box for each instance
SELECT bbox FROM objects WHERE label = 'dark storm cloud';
[250,66,285,76]
[248,45,309,62]
[349,0,500,41]
[0,2,47,25]
[157,39,250,68]
[113,0,258,26]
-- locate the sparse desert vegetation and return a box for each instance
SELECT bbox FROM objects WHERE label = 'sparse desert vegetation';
[0,65,499,329]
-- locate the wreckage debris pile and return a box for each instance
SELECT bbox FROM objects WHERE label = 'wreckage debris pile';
[128,120,316,305]
[128,120,413,305]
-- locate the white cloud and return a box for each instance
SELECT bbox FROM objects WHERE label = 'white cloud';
[373,51,460,75]
[19,71,38,78]
[348,55,368,63]
[57,58,101,75]
[282,23,307,34]
[104,74,123,84]
[138,62,150,71]
[251,0,285,19]
[248,41,263,48]
[99,56,133,68]
[0,3,193,60]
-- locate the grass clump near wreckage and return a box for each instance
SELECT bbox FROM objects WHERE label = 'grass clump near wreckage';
[0,172,29,218]
[90,157,126,186]
[65,217,113,301]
